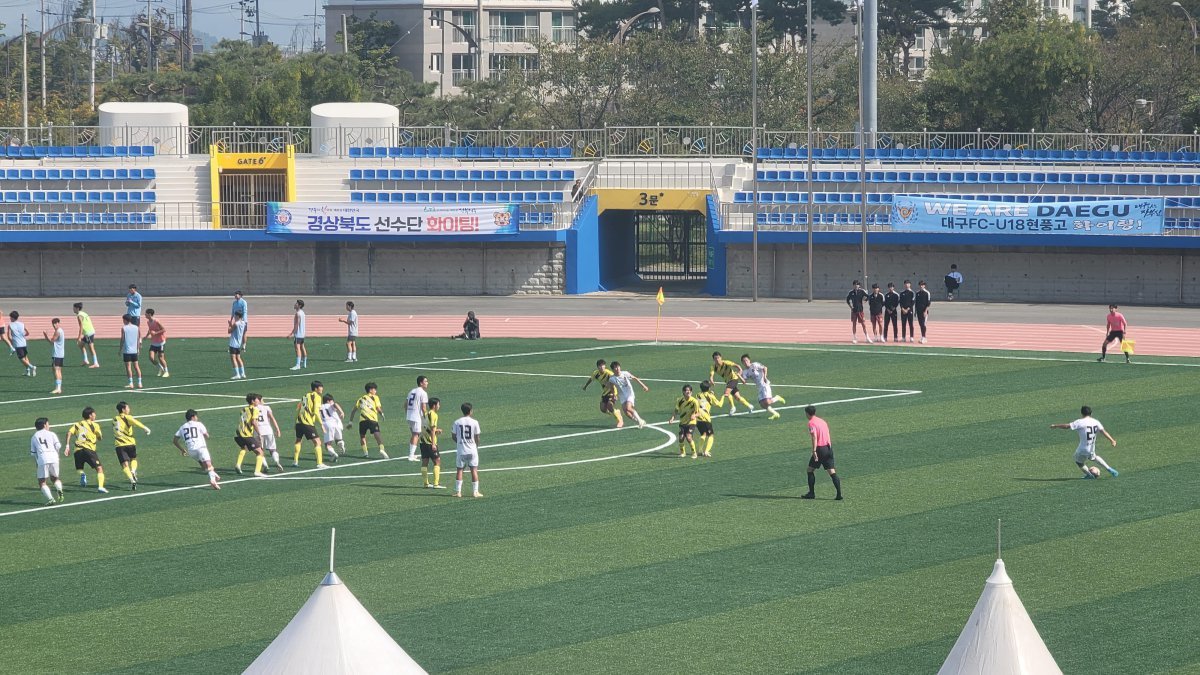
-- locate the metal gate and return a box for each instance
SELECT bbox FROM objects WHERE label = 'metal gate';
[219,170,287,229]
[634,211,707,281]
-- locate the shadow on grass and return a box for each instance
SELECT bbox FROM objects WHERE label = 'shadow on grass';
[1012,477,1077,482]
[722,493,804,500]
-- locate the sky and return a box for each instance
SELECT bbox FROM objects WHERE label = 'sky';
[0,0,325,52]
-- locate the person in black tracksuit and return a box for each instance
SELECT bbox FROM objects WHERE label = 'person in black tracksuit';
[883,282,900,343]
[915,280,932,343]
[846,280,870,343]
[867,284,885,343]
[899,280,916,342]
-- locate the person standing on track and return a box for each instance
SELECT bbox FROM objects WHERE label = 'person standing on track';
[31,417,65,505]
[145,309,169,377]
[867,284,885,343]
[583,359,623,428]
[915,280,932,344]
[73,302,99,368]
[802,405,842,501]
[883,282,900,343]
[406,376,430,462]
[1097,304,1130,364]
[846,280,871,344]
[899,280,917,343]
[43,318,65,394]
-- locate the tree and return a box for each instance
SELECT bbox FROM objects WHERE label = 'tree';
[878,0,965,76]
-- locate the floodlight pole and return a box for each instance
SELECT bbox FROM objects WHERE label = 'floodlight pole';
[751,0,759,302]
[329,528,337,572]
[805,0,814,302]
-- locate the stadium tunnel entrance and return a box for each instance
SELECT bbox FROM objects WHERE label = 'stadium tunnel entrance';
[593,189,711,292]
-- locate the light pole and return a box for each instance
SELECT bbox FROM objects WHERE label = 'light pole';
[429,13,480,83]
[1171,2,1197,56]
[856,1,868,288]
[612,6,661,44]
[805,0,814,302]
[2,19,31,139]
[750,0,759,302]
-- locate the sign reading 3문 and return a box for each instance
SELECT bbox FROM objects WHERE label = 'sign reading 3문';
[889,196,1165,235]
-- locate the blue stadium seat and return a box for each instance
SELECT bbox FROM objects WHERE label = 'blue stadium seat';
[349,147,363,158]
[350,192,363,202]
[350,169,362,181]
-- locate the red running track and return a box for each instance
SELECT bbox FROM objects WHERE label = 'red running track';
[20,314,1200,358]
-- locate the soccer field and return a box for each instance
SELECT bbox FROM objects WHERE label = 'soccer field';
[1,336,1198,674]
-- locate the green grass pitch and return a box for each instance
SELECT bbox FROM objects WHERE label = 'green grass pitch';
[0,337,1197,674]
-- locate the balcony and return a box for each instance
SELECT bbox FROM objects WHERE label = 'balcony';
[552,27,577,44]
[451,69,476,86]
[489,26,540,43]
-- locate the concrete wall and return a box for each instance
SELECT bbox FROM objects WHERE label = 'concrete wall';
[0,242,564,297]
[726,244,1199,305]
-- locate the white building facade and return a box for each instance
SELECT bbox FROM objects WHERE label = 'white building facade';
[324,0,577,95]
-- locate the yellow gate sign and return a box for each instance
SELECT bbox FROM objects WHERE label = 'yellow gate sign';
[594,189,709,213]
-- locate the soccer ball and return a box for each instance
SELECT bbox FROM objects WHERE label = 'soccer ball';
[1088,466,1101,477]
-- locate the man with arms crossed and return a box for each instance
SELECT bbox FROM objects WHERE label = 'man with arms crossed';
[43,318,65,394]
[898,280,917,343]
[287,299,308,370]
[802,405,843,500]
[1051,405,1119,479]
[31,417,65,505]
[230,291,249,352]
[452,402,483,498]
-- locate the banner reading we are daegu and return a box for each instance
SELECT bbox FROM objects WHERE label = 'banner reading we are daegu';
[889,196,1165,235]
[266,202,519,236]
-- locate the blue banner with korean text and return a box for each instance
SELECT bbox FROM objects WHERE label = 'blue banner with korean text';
[889,196,1165,235]
[265,202,519,236]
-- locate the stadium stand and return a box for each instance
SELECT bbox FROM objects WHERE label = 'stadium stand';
[2,145,156,158]
[348,146,573,159]
[756,147,1200,163]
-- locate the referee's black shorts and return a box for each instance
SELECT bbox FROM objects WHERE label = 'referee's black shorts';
[808,444,835,470]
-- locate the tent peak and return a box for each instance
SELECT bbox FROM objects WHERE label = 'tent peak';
[319,571,343,587]
[985,558,1012,586]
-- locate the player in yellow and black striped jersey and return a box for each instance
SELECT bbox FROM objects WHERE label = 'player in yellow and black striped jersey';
[668,385,701,458]
[66,407,107,492]
[113,401,150,489]
[348,382,387,458]
[709,351,754,414]
[235,394,268,476]
[582,359,624,428]
[293,380,326,467]
[694,381,725,457]
[419,398,445,489]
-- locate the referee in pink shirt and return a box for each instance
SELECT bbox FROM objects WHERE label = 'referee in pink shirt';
[1098,304,1130,364]
[802,405,842,500]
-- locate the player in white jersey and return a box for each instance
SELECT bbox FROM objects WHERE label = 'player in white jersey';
[43,318,66,394]
[172,409,221,489]
[252,394,284,470]
[31,417,65,505]
[406,376,430,461]
[739,354,787,420]
[320,393,346,460]
[228,311,248,379]
[608,361,649,429]
[9,311,34,376]
[120,313,143,389]
[338,301,359,362]
[1051,405,1118,479]
[452,402,483,498]
[287,299,308,370]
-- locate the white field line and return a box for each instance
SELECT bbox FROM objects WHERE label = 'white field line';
[654,342,1200,368]
[0,341,655,407]
[395,365,916,394]
[135,391,250,400]
[0,399,301,438]
[0,389,915,518]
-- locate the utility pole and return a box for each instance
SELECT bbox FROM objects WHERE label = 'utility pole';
[342,13,349,53]
[89,0,97,109]
[254,0,263,45]
[184,0,192,66]
[40,0,46,112]
[147,0,156,72]
[21,13,29,142]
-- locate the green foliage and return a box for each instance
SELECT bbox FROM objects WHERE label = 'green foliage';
[879,0,965,75]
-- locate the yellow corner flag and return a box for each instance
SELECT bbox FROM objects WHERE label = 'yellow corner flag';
[656,287,665,306]
[655,287,665,343]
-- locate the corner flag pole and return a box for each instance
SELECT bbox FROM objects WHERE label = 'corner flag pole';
[655,286,665,344]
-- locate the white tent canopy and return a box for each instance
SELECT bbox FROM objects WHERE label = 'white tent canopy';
[938,559,1062,675]
[244,572,427,675]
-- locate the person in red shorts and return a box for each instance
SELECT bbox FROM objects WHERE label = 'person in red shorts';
[845,280,871,344]
[1097,304,1129,364]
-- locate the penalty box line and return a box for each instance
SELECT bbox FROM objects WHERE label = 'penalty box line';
[0,388,916,518]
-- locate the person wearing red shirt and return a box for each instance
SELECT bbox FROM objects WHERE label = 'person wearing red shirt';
[1097,304,1129,364]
